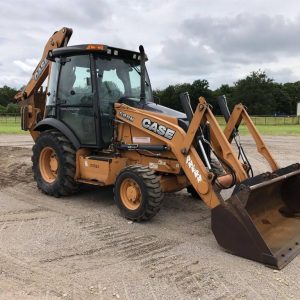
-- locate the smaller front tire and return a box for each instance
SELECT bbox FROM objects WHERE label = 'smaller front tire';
[114,165,164,221]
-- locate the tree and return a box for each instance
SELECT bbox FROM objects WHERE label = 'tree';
[272,84,293,115]
[281,82,300,115]
[154,83,192,112]
[0,85,18,106]
[155,71,299,116]
[154,79,213,112]
[6,103,20,114]
[0,105,6,113]
[212,84,234,114]
[231,71,276,115]
[189,79,213,109]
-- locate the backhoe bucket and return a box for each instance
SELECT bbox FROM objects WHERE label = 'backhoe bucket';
[211,163,300,269]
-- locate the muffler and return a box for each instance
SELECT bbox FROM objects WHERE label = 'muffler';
[212,163,300,269]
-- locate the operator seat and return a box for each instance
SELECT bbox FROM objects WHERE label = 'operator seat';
[59,65,76,103]
[100,81,122,111]
[99,81,123,147]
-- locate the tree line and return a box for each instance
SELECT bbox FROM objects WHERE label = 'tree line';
[154,71,300,115]
[1,70,300,115]
[0,85,19,114]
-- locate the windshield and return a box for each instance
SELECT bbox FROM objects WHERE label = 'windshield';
[95,56,153,103]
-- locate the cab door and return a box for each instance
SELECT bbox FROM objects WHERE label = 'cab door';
[57,54,99,146]
[94,56,127,148]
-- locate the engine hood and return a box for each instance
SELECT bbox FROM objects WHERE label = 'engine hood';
[118,97,189,132]
[143,102,187,119]
[118,97,187,119]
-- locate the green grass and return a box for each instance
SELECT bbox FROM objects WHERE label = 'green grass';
[0,123,26,134]
[216,116,300,126]
[0,116,25,134]
[1,116,300,136]
[237,125,300,136]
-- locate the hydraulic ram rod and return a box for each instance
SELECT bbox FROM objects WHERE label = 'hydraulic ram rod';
[180,92,211,170]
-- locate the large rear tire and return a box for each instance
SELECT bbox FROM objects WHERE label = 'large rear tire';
[32,130,78,197]
[114,165,164,221]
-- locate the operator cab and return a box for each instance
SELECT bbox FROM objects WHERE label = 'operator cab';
[45,44,153,148]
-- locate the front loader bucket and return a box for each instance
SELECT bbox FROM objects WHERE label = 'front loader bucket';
[212,163,300,269]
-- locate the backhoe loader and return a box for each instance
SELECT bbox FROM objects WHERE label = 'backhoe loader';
[16,27,300,269]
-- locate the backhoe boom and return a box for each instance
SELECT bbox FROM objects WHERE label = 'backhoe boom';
[15,27,72,140]
[15,27,72,102]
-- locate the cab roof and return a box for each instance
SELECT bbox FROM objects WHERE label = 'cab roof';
[48,44,147,62]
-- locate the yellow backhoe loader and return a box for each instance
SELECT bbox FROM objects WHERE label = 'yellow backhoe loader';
[16,27,300,269]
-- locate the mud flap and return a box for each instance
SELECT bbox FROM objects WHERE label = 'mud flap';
[211,163,300,269]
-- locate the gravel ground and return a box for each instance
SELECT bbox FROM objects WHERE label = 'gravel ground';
[0,134,300,299]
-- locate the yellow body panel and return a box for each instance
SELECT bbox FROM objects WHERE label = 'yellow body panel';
[78,156,127,185]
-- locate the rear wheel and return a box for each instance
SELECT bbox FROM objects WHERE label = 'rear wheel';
[39,147,59,183]
[32,130,78,197]
[114,165,164,221]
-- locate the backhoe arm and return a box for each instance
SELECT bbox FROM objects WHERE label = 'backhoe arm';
[15,27,72,140]
[15,27,72,101]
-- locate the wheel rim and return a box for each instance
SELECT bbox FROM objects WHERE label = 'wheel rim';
[39,147,58,183]
[120,178,142,210]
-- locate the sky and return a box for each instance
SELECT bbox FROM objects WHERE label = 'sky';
[1,0,300,90]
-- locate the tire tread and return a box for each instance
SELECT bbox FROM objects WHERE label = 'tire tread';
[114,164,164,222]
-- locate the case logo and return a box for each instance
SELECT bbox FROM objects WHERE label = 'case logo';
[142,118,175,140]
[33,58,48,81]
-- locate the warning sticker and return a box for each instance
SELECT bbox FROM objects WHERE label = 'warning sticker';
[149,162,159,169]
[132,137,151,143]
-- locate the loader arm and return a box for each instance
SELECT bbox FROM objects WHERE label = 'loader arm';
[116,98,300,269]
[15,27,72,140]
[115,97,247,209]
[223,104,279,171]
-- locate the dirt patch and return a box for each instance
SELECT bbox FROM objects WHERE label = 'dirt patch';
[0,147,33,188]
[0,136,300,299]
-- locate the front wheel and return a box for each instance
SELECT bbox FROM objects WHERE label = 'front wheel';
[114,165,164,221]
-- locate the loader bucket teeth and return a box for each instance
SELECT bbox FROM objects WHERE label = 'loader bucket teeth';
[212,163,300,269]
